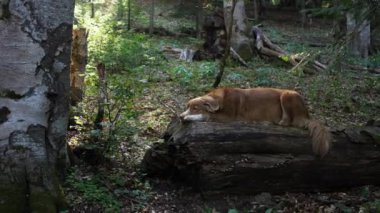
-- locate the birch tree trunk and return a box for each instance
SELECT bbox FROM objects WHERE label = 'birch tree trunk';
[223,0,253,60]
[0,0,74,212]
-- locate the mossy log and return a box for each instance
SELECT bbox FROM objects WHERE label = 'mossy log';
[143,119,380,194]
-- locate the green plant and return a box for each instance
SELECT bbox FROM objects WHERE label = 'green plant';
[362,200,380,212]
[165,61,217,91]
[228,209,239,213]
[254,67,274,86]
[66,170,122,212]
[66,166,153,212]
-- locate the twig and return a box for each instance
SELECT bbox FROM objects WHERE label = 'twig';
[153,96,182,119]
[230,47,249,67]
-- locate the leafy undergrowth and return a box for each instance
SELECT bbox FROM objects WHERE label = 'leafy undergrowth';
[64,4,380,212]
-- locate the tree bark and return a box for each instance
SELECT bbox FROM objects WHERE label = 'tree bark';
[253,0,259,20]
[346,12,371,59]
[0,0,74,211]
[94,63,106,131]
[149,0,155,35]
[70,28,88,106]
[143,119,380,195]
[128,0,132,30]
[213,0,237,88]
[224,0,253,60]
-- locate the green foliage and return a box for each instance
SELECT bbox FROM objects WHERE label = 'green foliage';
[267,28,283,43]
[66,170,122,212]
[72,69,141,154]
[228,209,239,213]
[364,200,380,212]
[271,0,281,6]
[72,0,156,156]
[368,53,380,69]
[166,61,217,91]
[90,32,149,73]
[253,67,274,86]
[66,166,153,212]
[308,74,351,108]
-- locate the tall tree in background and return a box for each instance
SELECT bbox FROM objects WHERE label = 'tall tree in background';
[253,0,259,20]
[196,0,203,38]
[0,0,74,211]
[346,8,371,59]
[213,0,254,87]
[213,0,237,88]
[149,0,155,35]
[226,0,252,60]
[91,0,95,18]
[128,0,132,30]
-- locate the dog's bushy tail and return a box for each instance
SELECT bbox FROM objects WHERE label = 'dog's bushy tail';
[306,120,331,158]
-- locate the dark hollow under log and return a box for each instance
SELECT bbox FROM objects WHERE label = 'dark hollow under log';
[143,119,380,195]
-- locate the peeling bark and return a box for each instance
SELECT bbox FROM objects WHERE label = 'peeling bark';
[0,0,74,211]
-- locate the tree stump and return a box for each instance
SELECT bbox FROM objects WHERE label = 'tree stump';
[143,119,380,195]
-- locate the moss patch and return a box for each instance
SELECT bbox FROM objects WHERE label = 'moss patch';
[0,184,27,212]
[29,187,57,213]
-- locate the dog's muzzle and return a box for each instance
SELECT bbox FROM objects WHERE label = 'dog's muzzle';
[179,110,208,122]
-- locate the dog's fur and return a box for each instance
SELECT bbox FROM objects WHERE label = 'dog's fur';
[180,88,331,157]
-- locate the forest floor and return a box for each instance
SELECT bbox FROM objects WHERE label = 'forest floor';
[137,11,380,213]
[65,8,380,213]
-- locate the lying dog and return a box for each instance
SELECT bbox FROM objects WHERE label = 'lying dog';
[180,87,331,157]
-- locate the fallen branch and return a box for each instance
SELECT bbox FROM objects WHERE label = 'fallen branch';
[342,62,380,74]
[162,46,197,62]
[251,26,327,72]
[230,47,249,67]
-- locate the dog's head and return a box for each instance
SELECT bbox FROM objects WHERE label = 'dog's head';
[180,95,220,122]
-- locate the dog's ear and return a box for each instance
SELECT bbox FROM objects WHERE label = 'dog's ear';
[202,96,219,112]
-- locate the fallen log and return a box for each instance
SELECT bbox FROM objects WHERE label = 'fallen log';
[143,119,380,195]
[251,26,327,73]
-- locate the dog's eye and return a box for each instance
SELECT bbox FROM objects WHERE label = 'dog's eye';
[193,106,199,110]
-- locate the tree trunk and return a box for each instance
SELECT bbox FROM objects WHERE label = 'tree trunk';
[0,0,74,211]
[224,0,253,60]
[346,12,371,59]
[91,0,95,18]
[149,0,155,35]
[195,0,203,39]
[300,0,307,28]
[70,28,88,106]
[94,63,106,131]
[128,0,132,30]
[143,119,380,195]
[213,0,237,88]
[253,0,259,20]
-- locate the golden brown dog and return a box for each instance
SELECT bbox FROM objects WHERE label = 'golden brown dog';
[180,87,331,157]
